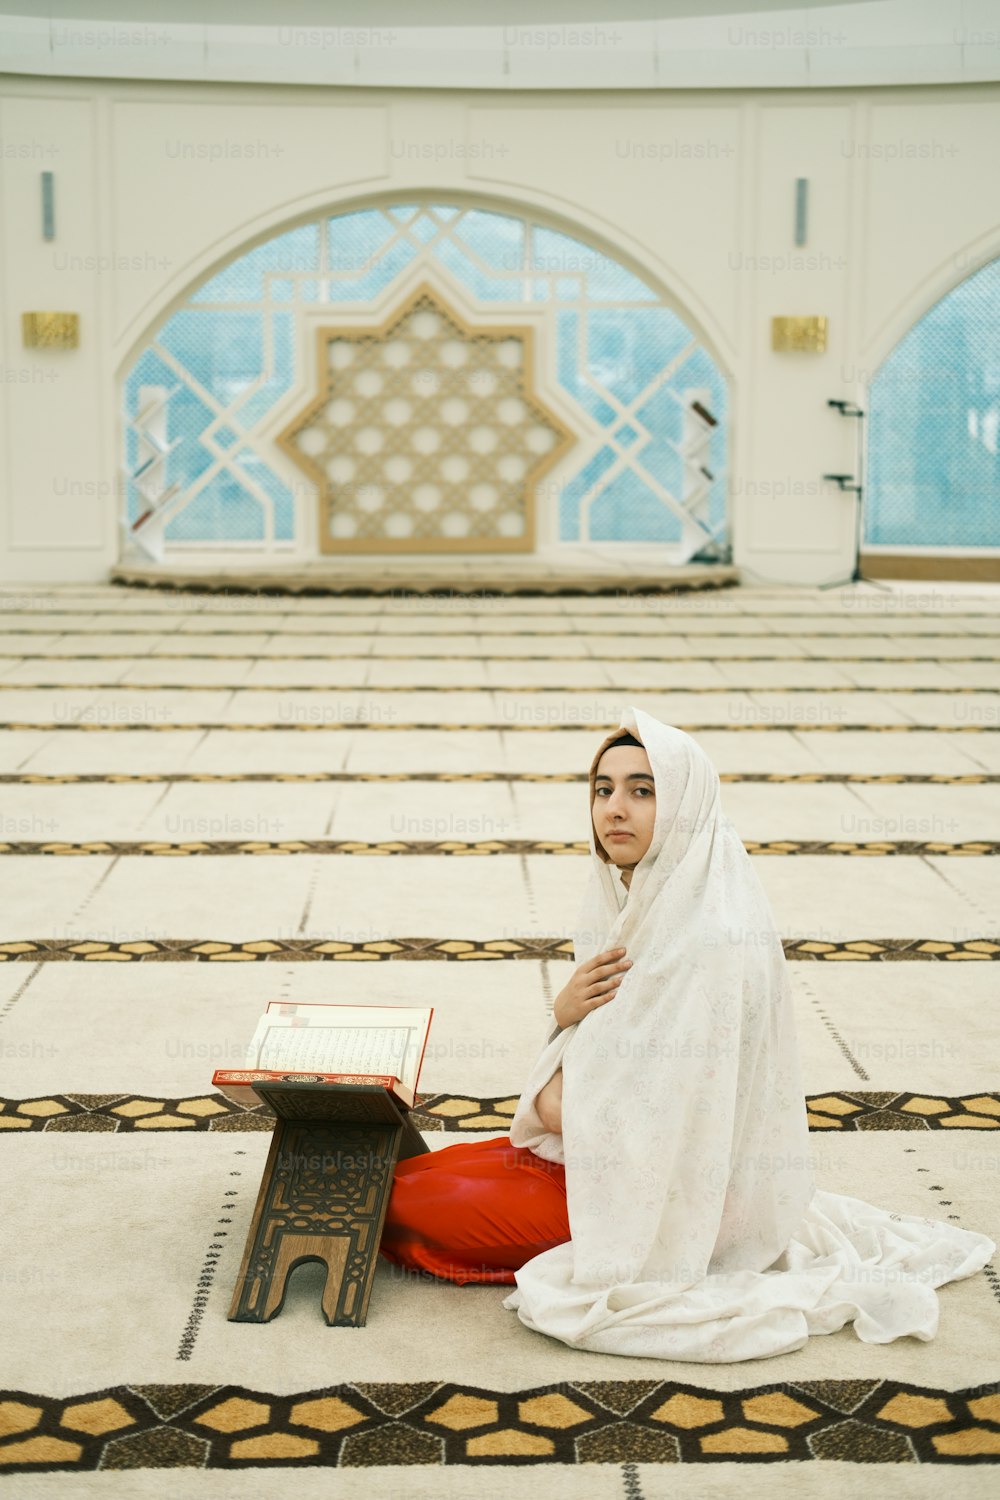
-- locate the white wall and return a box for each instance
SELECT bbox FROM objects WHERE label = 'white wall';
[1,74,998,584]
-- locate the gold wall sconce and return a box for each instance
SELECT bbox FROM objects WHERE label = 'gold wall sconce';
[22,312,79,349]
[771,316,827,353]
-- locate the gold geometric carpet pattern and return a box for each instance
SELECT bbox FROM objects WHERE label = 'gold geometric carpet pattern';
[2,771,997,783]
[4,720,999,733]
[4,650,998,663]
[0,681,995,694]
[2,1378,999,1471]
[1,1090,998,1134]
[2,838,997,854]
[2,936,997,962]
[2,621,997,634]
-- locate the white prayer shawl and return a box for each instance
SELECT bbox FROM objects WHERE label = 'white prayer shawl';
[503,706,995,1362]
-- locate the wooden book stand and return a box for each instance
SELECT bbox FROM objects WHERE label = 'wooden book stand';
[228,1080,429,1326]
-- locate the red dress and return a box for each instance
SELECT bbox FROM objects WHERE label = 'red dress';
[378,1135,570,1284]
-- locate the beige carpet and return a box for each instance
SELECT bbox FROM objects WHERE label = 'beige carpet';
[0,578,998,1495]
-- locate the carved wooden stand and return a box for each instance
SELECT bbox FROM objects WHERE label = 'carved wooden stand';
[228,1081,428,1326]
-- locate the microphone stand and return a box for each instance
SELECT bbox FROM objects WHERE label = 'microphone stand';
[819,399,893,592]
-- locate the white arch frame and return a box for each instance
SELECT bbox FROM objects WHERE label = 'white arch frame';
[116,186,735,561]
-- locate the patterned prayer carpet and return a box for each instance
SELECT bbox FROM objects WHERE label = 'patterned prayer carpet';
[0,578,998,1499]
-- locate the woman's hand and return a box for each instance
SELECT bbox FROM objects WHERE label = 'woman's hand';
[553,947,632,1030]
[535,1067,563,1134]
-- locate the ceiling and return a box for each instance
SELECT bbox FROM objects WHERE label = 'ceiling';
[0,0,876,23]
[2,1,989,91]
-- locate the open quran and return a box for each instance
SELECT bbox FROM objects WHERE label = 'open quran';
[212,1000,434,1110]
[217,1000,434,1326]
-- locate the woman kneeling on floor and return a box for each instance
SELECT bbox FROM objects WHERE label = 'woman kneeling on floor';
[379,706,995,1363]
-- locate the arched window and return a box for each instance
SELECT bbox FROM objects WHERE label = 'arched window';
[122,201,729,558]
[865,254,1000,549]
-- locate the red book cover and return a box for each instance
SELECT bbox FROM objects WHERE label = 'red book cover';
[212,1067,413,1109]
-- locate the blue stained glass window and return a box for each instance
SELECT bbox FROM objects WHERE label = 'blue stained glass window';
[558,446,618,540]
[158,312,263,406]
[124,348,181,523]
[234,450,295,541]
[556,311,617,426]
[590,470,682,542]
[163,391,217,489]
[235,312,295,431]
[866,256,1000,547]
[407,214,442,244]
[327,209,396,273]
[670,343,722,394]
[634,438,683,496]
[634,386,684,442]
[122,199,731,554]
[588,308,694,405]
[434,238,520,303]
[192,224,319,303]
[325,239,418,302]
[531,226,656,302]
[455,209,524,274]
[165,471,265,542]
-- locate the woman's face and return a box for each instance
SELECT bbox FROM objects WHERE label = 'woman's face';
[592,743,657,868]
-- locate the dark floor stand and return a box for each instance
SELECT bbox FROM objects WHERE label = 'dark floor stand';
[228,1081,428,1326]
[821,398,893,592]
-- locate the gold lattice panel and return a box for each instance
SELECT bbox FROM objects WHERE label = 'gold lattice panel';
[276,282,575,553]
